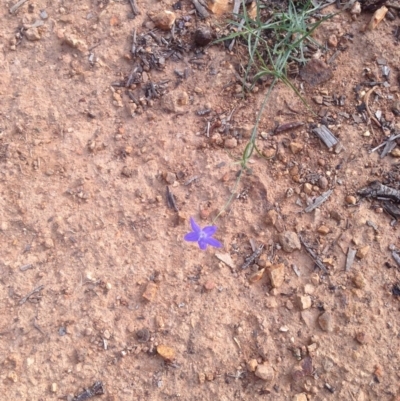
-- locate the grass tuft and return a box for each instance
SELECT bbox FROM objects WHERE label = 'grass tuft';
[213,0,335,222]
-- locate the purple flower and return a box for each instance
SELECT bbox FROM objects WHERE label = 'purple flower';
[184,217,222,250]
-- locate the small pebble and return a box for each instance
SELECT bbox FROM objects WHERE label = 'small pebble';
[51,383,58,393]
[301,310,315,328]
[136,328,150,343]
[198,372,206,384]
[199,208,210,220]
[26,357,35,367]
[142,282,158,302]
[356,245,370,259]
[307,343,317,353]
[265,297,278,308]
[317,225,330,235]
[355,332,369,345]
[304,284,315,294]
[255,363,274,382]
[151,10,176,30]
[293,393,308,401]
[297,295,312,310]
[318,312,333,332]
[286,300,294,310]
[206,371,214,382]
[318,176,328,189]
[279,231,301,253]
[265,209,278,226]
[163,171,176,184]
[345,195,357,205]
[224,137,237,149]
[40,10,49,19]
[289,142,303,154]
[248,268,265,283]
[43,238,54,249]
[25,27,41,41]
[330,210,342,221]
[194,26,213,46]
[327,34,338,48]
[353,272,366,289]
[313,96,323,105]
[351,1,361,15]
[7,371,18,383]
[157,345,175,361]
[268,263,285,288]
[247,359,258,372]
[204,279,216,291]
[303,183,312,194]
[310,273,320,286]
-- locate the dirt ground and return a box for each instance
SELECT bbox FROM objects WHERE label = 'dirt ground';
[1,0,400,400]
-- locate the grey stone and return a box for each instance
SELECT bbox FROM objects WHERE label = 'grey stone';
[279,231,301,253]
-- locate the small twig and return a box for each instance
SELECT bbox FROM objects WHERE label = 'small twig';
[233,0,241,15]
[166,186,178,212]
[328,49,341,64]
[284,100,299,114]
[33,318,45,335]
[364,87,382,128]
[227,106,237,122]
[304,189,333,213]
[369,134,400,155]
[88,42,101,52]
[206,121,210,137]
[73,381,105,401]
[273,121,304,134]
[19,285,44,305]
[299,236,328,273]
[345,247,357,271]
[192,0,210,19]
[19,263,34,272]
[184,176,199,186]
[241,244,264,269]
[128,0,140,16]
[131,28,137,54]
[9,0,28,14]
[312,126,338,149]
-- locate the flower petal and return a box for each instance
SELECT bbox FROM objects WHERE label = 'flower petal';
[202,225,217,236]
[205,237,222,248]
[190,217,201,233]
[184,232,199,242]
[198,238,208,250]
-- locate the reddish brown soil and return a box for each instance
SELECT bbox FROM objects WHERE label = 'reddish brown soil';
[1,1,400,400]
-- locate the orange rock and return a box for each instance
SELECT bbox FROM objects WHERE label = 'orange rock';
[248,269,265,284]
[157,345,175,361]
[268,264,285,288]
[110,16,120,26]
[142,282,158,302]
[204,280,216,291]
[367,6,388,30]
[151,10,176,31]
[207,0,230,15]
